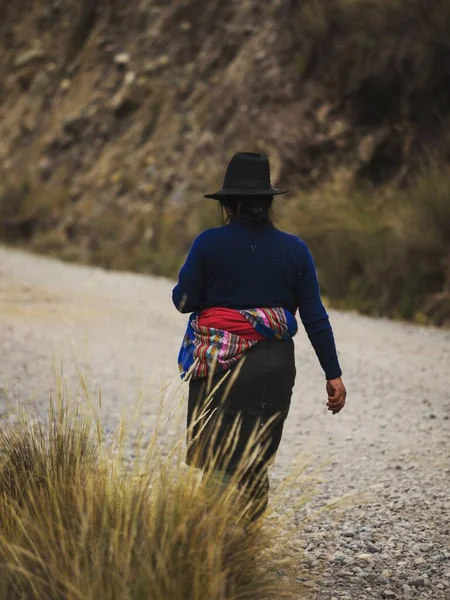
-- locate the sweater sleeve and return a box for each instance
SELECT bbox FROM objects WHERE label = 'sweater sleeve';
[172,234,206,313]
[296,241,342,380]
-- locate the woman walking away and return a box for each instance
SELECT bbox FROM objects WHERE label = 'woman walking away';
[172,152,346,523]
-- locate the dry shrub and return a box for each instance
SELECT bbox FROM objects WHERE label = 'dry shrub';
[291,0,450,126]
[0,176,70,243]
[0,382,306,600]
[288,165,450,324]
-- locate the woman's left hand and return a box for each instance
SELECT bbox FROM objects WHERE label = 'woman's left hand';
[326,377,347,414]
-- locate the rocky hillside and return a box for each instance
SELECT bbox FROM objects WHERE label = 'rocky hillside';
[1,0,450,322]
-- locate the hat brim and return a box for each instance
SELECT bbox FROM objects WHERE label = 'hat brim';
[204,188,289,200]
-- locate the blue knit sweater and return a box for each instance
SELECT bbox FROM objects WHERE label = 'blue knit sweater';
[172,220,342,380]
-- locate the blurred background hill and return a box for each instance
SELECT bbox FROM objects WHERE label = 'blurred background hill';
[1,0,449,325]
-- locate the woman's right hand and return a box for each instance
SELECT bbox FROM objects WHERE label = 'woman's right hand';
[326,377,347,414]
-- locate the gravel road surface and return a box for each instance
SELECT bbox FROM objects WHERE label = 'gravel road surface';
[1,247,449,600]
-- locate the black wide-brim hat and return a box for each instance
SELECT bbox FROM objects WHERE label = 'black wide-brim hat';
[204,152,289,200]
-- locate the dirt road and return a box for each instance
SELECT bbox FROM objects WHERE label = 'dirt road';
[1,247,449,599]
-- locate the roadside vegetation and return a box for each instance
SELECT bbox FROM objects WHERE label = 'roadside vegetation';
[0,381,306,600]
[288,165,450,325]
[282,0,450,325]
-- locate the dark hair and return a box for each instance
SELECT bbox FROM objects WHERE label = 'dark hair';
[220,195,274,229]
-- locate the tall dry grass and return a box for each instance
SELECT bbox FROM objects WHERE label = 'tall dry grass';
[286,165,450,325]
[0,378,308,600]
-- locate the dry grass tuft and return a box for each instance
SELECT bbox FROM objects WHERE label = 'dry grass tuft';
[0,378,308,600]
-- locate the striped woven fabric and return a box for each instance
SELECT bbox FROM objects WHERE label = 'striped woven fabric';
[178,307,298,380]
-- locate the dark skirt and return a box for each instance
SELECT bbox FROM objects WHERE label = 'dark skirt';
[186,339,296,473]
